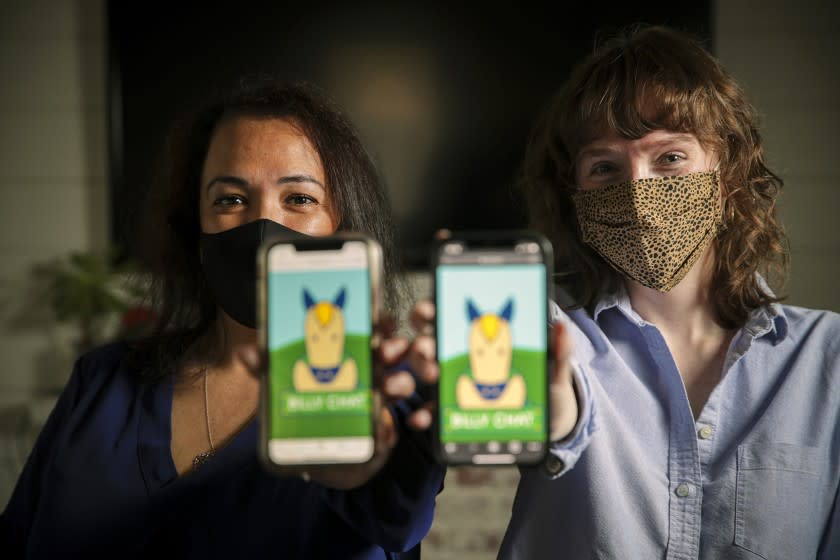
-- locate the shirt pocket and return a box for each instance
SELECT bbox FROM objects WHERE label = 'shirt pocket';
[734,443,823,559]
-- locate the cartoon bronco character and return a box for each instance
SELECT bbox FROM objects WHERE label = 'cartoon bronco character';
[293,288,358,392]
[456,298,526,409]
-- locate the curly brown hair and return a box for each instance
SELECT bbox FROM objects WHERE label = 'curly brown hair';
[521,25,788,328]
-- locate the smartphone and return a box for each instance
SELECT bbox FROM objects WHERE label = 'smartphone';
[258,233,382,469]
[433,230,553,465]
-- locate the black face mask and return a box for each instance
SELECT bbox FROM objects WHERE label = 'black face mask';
[199,219,306,328]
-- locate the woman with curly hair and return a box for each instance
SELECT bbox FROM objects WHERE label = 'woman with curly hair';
[499,25,840,559]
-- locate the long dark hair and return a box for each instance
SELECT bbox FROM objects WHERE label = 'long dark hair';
[521,25,787,328]
[131,78,403,381]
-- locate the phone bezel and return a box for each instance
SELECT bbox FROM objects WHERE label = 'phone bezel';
[257,232,383,472]
[431,229,554,466]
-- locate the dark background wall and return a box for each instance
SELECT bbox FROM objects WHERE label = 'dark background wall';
[108,1,712,269]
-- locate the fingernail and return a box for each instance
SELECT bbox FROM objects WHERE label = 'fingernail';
[423,363,439,383]
[415,408,432,427]
[384,372,410,395]
[385,338,410,363]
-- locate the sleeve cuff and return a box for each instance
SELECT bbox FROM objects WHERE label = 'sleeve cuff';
[542,357,597,478]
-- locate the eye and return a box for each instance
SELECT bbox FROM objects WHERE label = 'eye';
[660,152,685,164]
[213,194,246,207]
[590,162,617,176]
[285,193,318,206]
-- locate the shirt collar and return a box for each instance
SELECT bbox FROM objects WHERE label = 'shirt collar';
[592,279,790,343]
[593,283,637,323]
[750,275,789,343]
[745,301,788,343]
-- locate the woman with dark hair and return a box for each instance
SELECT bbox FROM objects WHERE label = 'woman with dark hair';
[1,79,444,558]
[496,26,840,558]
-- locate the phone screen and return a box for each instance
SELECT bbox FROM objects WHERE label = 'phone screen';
[264,240,375,465]
[435,239,549,464]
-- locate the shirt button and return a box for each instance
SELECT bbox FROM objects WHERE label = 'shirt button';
[675,483,690,498]
[698,425,714,440]
[543,454,565,476]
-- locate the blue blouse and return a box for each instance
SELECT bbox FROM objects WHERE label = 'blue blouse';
[1,342,444,559]
[501,293,840,559]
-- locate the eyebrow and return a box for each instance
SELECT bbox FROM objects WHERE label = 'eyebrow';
[577,133,698,161]
[205,174,325,192]
[576,146,617,161]
[646,133,697,148]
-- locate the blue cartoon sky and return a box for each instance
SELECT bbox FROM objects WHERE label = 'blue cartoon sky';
[436,263,547,361]
[268,268,371,350]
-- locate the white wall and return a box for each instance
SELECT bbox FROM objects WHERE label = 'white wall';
[0,0,109,403]
[0,0,109,507]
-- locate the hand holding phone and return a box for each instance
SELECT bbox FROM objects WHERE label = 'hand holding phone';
[258,234,381,470]
[433,231,553,465]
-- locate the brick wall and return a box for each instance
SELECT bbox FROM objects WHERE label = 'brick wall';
[423,466,520,559]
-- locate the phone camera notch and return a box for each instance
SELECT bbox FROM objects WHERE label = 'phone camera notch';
[515,242,539,254]
[443,242,465,255]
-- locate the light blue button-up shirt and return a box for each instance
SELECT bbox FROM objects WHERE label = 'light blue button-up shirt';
[499,290,840,559]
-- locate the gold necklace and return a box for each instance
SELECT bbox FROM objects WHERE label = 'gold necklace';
[192,369,216,470]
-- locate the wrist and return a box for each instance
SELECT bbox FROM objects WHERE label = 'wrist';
[549,372,579,442]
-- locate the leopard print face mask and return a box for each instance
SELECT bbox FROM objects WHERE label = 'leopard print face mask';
[572,170,722,292]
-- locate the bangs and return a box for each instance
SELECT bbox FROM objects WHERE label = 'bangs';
[561,29,725,155]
